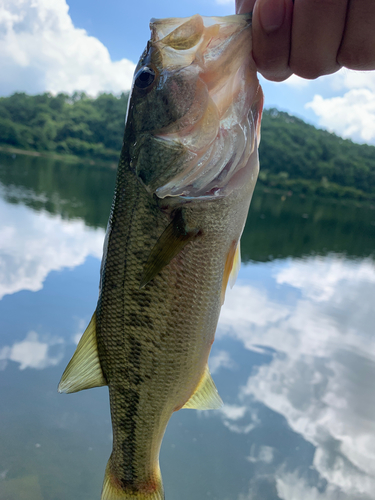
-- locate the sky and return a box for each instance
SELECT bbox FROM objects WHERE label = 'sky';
[1,0,375,145]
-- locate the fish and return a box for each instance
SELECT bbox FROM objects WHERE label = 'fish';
[58,13,263,500]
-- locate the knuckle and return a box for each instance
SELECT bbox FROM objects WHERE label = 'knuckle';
[260,69,293,82]
[289,63,318,80]
[289,59,338,80]
[306,0,343,5]
[338,45,375,71]
[253,52,290,78]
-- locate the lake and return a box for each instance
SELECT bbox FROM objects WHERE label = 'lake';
[1,151,375,500]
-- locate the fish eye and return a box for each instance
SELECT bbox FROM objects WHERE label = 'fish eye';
[134,66,156,89]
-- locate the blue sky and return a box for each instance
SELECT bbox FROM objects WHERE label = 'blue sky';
[67,0,236,63]
[1,0,375,144]
[67,0,332,125]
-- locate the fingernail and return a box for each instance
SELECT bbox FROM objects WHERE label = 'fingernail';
[259,0,285,32]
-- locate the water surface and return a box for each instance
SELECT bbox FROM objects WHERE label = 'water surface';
[1,152,375,500]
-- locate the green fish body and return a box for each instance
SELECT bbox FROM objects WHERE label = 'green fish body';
[59,14,263,500]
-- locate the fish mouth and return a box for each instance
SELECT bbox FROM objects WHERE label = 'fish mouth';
[150,14,263,200]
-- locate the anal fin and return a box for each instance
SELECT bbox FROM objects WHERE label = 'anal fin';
[58,311,106,394]
[182,365,223,410]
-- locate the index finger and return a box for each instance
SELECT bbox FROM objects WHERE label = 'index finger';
[236,0,293,81]
[290,0,347,79]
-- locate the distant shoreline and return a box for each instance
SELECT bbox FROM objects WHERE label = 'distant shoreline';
[0,145,74,160]
[1,145,374,209]
[1,93,374,202]
[0,145,118,169]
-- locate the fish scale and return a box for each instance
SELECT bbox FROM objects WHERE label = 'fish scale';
[58,13,263,500]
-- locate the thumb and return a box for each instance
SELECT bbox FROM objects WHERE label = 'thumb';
[236,0,257,15]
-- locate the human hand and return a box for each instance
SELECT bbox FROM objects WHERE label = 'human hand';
[236,0,375,81]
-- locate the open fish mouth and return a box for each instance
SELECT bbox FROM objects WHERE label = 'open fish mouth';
[149,14,263,200]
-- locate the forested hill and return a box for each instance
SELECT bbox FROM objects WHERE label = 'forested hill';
[1,92,375,200]
[259,109,375,200]
[0,92,129,162]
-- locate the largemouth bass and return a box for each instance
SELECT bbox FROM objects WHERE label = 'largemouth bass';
[59,13,263,500]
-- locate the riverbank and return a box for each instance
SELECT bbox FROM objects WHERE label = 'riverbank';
[0,145,118,169]
[2,93,375,202]
[1,146,375,208]
[1,147,374,211]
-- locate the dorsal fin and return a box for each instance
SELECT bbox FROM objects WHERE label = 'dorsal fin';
[58,311,106,394]
[140,209,200,288]
[182,365,223,410]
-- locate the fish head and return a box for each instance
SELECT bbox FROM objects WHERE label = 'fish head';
[126,14,263,202]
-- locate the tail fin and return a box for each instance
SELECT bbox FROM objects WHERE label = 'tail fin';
[101,462,164,500]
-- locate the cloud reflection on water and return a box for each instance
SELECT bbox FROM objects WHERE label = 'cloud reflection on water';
[209,349,235,374]
[276,255,375,302]
[1,175,375,499]
[218,256,375,500]
[0,331,64,370]
[0,197,104,300]
[219,404,259,435]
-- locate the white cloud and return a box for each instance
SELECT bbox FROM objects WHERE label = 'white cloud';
[306,89,375,144]
[0,331,64,370]
[219,280,288,341]
[330,69,375,93]
[209,350,235,374]
[72,317,88,345]
[0,197,105,299]
[275,471,369,500]
[275,256,375,302]
[220,404,247,421]
[0,0,136,96]
[305,68,375,145]
[247,444,275,464]
[219,404,259,434]
[207,401,260,435]
[218,257,375,361]
[219,256,375,499]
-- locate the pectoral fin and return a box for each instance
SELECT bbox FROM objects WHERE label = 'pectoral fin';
[58,311,106,394]
[182,365,223,410]
[221,239,241,305]
[229,241,241,288]
[140,209,200,288]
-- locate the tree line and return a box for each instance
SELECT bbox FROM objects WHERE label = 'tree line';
[258,108,375,200]
[1,92,375,200]
[1,152,373,260]
[0,92,128,161]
